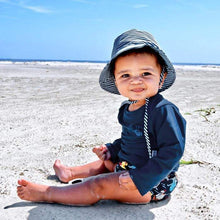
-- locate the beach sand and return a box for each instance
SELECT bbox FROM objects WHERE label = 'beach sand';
[0,62,219,220]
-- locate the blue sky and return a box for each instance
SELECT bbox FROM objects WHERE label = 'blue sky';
[0,0,219,63]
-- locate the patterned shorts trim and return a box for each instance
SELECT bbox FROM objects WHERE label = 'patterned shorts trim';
[114,161,178,202]
[150,172,178,202]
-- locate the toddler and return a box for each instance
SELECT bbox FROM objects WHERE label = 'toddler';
[17,29,186,205]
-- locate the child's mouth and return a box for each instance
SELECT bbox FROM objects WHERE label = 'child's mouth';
[131,88,145,93]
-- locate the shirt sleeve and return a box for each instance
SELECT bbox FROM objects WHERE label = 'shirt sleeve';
[106,138,122,163]
[129,104,186,196]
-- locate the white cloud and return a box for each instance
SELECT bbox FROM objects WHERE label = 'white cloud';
[0,0,53,14]
[21,5,52,14]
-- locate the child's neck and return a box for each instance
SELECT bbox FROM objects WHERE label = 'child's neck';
[128,99,146,111]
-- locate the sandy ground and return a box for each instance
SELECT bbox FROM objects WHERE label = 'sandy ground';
[0,62,219,220]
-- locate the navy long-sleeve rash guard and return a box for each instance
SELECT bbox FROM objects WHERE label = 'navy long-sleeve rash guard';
[106,93,186,196]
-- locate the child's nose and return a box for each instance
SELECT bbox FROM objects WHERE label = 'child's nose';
[130,76,143,84]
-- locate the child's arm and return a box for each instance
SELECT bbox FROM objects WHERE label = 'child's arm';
[105,138,122,163]
[92,145,111,161]
[129,104,186,196]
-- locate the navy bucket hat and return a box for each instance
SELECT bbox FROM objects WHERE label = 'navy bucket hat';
[99,29,176,95]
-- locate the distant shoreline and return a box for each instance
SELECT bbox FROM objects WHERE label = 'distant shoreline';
[0,58,219,66]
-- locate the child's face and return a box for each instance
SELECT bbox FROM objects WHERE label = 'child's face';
[114,52,162,101]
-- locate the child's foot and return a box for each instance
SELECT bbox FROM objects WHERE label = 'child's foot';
[53,159,73,183]
[17,179,49,202]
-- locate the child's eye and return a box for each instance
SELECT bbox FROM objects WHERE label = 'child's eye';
[121,74,130,78]
[142,72,151,76]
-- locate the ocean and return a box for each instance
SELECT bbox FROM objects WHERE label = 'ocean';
[0,58,219,66]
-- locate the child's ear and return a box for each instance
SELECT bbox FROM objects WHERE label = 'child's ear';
[159,72,167,89]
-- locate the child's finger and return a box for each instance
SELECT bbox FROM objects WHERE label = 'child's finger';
[92,146,102,154]
[92,146,98,153]
[104,151,111,160]
[93,145,105,152]
[101,154,106,160]
[100,145,108,152]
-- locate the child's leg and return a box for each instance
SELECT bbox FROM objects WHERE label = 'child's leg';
[53,159,115,183]
[17,172,151,205]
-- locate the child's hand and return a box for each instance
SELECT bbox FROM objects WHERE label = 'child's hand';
[119,172,137,190]
[92,145,111,161]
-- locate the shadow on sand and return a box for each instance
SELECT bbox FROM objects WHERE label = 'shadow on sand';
[4,197,170,220]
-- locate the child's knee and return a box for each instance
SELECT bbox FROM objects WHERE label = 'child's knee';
[89,175,109,200]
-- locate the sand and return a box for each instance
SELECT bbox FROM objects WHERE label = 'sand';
[0,61,219,220]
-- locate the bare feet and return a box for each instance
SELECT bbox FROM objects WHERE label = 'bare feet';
[17,179,49,202]
[53,159,73,183]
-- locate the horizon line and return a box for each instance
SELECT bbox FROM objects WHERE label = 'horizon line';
[0,58,219,66]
